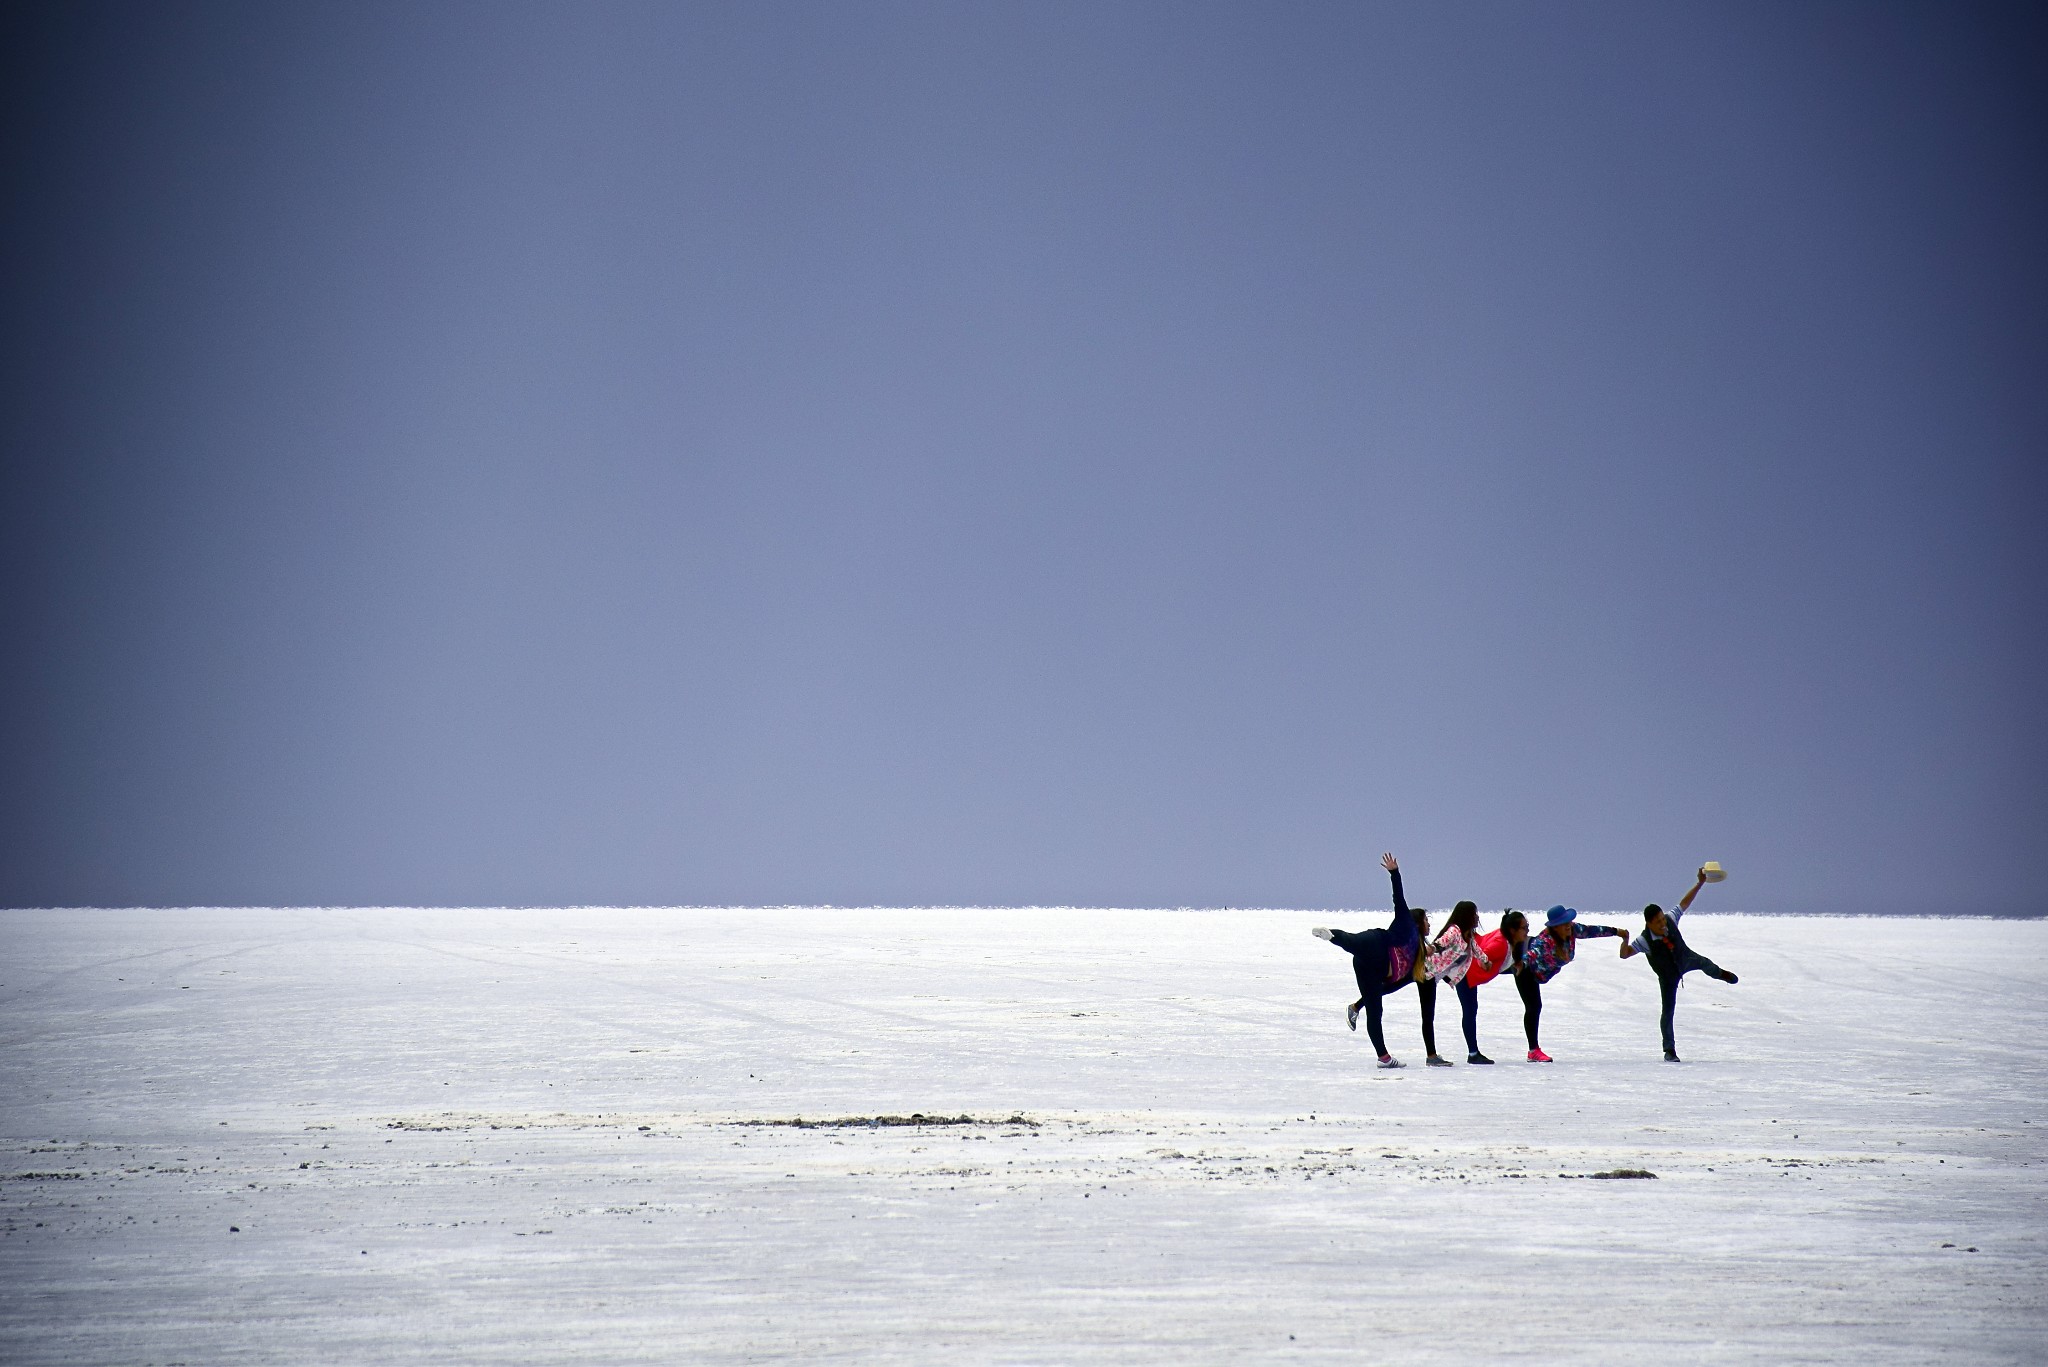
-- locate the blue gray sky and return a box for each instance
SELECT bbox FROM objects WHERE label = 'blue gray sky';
[4,2,2043,914]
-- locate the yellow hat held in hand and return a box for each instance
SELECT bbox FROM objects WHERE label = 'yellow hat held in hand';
[1700,861,1727,883]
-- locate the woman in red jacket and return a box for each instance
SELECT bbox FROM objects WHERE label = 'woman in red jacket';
[1458,909,1523,1065]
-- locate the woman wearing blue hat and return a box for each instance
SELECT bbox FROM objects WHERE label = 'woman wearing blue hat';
[1509,904,1627,1062]
[1312,853,1422,1068]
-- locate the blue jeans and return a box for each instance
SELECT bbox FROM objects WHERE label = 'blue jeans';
[1658,951,1727,1054]
[1456,981,1480,1054]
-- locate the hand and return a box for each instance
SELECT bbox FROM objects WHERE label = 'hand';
[1619,941,1634,958]
[1696,866,1709,885]
[1381,852,1399,872]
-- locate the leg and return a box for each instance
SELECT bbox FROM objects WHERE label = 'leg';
[1658,973,1680,1055]
[1457,982,1480,1055]
[1517,972,1542,1050]
[1361,990,1389,1057]
[1348,944,1387,1003]
[1418,978,1439,1058]
[1339,935,1392,1041]
[1328,927,1381,958]
[1682,948,1733,982]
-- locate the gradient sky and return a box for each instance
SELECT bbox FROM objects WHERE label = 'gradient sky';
[4,2,2043,914]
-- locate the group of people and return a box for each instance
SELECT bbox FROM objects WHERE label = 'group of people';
[1312,854,1738,1067]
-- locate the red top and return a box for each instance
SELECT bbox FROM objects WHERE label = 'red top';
[1463,929,1511,986]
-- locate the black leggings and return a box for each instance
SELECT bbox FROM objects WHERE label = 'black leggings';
[1418,979,1438,1057]
[1328,931,1413,1058]
[1331,943,1412,1057]
[1516,972,1542,1050]
[1326,868,1420,1057]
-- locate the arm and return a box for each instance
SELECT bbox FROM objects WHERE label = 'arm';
[1574,924,1625,940]
[1674,868,1709,918]
[1382,853,1408,925]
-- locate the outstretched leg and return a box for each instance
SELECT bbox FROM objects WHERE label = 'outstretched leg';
[1682,948,1736,983]
[1328,927,1378,958]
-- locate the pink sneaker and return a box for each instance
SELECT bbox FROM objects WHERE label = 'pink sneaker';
[1526,1048,1553,1063]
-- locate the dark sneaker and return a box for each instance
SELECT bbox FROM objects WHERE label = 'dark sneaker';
[1467,1052,1494,1065]
[1719,971,1739,984]
[1426,1055,1454,1067]
[1346,1003,1360,1031]
[1663,1051,1683,1063]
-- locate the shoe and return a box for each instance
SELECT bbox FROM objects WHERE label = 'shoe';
[1467,1052,1494,1065]
[1312,927,1335,941]
[1719,970,1739,984]
[1527,1048,1553,1063]
[1346,1003,1360,1031]
[1378,1056,1405,1069]
[1426,1055,1454,1067]
[1663,1051,1683,1063]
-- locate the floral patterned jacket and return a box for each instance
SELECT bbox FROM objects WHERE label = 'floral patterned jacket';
[1516,923,1624,984]
[1423,925,1500,985]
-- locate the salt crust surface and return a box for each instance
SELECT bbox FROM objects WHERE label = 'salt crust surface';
[1,907,2043,1363]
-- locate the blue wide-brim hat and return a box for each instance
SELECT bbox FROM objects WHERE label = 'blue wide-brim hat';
[1544,904,1577,927]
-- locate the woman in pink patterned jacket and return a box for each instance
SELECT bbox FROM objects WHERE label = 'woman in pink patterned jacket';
[1416,902,1506,1066]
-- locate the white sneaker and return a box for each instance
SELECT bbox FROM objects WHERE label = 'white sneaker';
[1312,927,1335,941]
[1378,1056,1405,1069]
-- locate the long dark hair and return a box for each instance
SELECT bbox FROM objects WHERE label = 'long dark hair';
[1445,901,1480,939]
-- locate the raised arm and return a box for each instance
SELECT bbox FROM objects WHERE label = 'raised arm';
[1382,853,1408,920]
[1674,867,1710,918]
